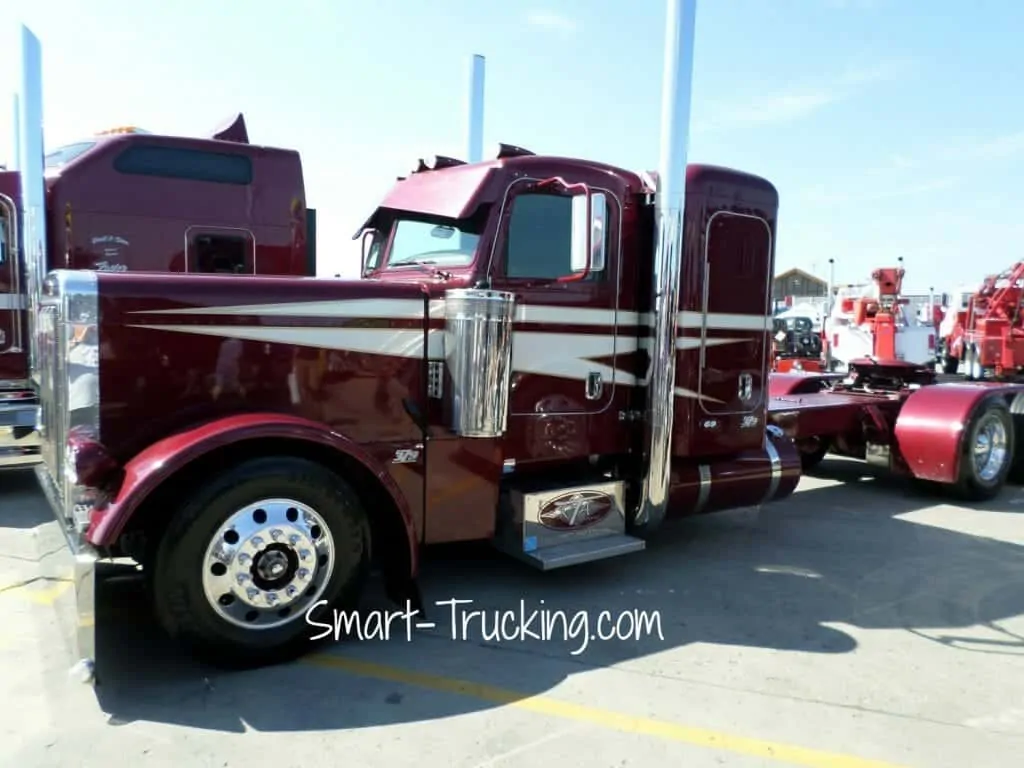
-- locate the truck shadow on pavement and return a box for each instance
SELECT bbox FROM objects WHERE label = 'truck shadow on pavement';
[71,459,1024,732]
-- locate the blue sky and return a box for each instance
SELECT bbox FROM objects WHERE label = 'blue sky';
[3,0,1023,291]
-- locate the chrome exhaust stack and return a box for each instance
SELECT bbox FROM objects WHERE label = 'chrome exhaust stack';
[10,94,21,170]
[464,54,485,164]
[633,0,697,532]
[16,24,48,387]
[460,54,485,253]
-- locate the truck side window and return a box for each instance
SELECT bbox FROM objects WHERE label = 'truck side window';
[506,192,606,279]
[192,234,251,274]
[114,145,252,185]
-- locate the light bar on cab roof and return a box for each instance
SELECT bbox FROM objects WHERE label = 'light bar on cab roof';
[95,126,151,135]
[425,155,467,170]
[409,155,469,174]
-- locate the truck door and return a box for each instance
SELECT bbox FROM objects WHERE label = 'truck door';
[697,210,773,413]
[0,194,22,356]
[488,175,625,463]
[186,227,255,274]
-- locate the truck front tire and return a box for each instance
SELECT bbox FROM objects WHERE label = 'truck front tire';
[152,456,370,668]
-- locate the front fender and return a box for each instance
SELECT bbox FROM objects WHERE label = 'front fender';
[894,383,1023,483]
[87,413,419,572]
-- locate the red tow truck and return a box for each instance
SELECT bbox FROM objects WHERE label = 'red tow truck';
[946,262,1024,380]
[1,70,317,470]
[14,9,1024,685]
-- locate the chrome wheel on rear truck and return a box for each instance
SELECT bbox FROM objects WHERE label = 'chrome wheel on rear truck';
[954,398,1014,501]
[201,499,335,629]
[972,414,1008,483]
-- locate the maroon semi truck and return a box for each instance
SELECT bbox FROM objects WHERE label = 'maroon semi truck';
[1,74,316,469]
[24,7,1024,686]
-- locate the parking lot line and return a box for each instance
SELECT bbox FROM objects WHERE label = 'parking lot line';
[0,577,71,605]
[303,653,907,768]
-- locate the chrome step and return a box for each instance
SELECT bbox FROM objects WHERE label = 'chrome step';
[493,479,645,569]
[510,533,645,570]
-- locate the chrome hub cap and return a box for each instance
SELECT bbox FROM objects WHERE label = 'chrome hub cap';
[201,498,335,629]
[973,415,1008,483]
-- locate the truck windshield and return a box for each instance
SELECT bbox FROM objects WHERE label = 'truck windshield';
[386,219,479,269]
[45,142,96,169]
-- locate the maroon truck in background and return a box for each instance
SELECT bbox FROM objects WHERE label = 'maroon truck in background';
[0,112,317,468]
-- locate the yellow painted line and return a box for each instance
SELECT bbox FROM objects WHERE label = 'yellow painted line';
[0,578,72,606]
[303,654,906,768]
[27,581,72,605]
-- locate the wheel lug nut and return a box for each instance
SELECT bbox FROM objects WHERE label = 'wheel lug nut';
[289,534,300,545]
[266,593,278,605]
[251,536,264,548]
[271,528,283,540]
[286,586,297,597]
[237,553,251,565]
[246,587,260,601]
[299,549,310,560]
[297,568,310,580]
[236,573,250,584]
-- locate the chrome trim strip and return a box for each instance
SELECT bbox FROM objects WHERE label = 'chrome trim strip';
[763,433,782,503]
[694,464,711,513]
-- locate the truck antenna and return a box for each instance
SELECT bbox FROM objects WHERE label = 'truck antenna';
[635,0,698,532]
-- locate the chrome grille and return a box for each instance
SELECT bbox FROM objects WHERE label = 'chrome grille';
[36,300,67,511]
[35,270,99,533]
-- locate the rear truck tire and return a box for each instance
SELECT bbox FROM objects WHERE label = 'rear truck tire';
[964,344,984,381]
[798,437,829,470]
[942,355,959,375]
[151,456,371,669]
[954,397,1013,501]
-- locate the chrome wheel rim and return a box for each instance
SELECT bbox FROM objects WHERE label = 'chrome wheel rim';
[973,415,1008,483]
[201,498,335,629]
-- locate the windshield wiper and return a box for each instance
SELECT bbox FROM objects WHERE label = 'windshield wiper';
[388,260,453,281]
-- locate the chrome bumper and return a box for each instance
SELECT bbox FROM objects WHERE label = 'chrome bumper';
[34,463,97,680]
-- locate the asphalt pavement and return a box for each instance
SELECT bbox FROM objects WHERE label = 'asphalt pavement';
[2,459,1024,767]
